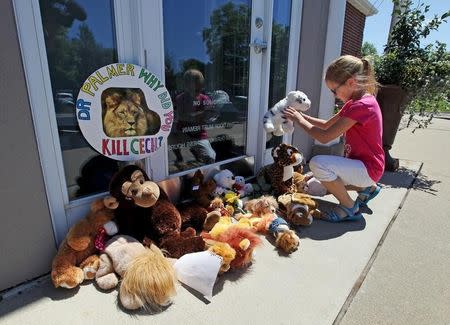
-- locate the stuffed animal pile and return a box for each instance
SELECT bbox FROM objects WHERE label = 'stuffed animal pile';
[52,141,322,310]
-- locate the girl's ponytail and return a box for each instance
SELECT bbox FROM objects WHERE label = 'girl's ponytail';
[361,57,378,95]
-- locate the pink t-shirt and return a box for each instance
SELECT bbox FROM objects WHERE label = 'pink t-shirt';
[338,95,385,182]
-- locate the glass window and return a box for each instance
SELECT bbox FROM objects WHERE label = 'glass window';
[163,0,251,174]
[266,0,292,148]
[39,0,121,199]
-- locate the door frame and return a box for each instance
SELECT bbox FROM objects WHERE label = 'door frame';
[13,0,303,245]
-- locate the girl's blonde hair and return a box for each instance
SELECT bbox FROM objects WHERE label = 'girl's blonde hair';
[325,55,379,97]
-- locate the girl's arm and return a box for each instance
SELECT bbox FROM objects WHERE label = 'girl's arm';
[284,107,356,144]
[301,112,341,130]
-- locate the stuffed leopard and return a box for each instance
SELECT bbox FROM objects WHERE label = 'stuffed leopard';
[257,143,305,195]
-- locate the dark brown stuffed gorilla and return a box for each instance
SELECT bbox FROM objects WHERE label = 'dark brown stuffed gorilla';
[108,165,204,258]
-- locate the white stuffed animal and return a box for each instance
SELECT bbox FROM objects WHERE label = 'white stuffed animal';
[213,169,236,196]
[263,90,311,136]
[233,176,254,197]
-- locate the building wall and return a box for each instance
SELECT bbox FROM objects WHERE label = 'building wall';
[341,2,366,57]
[293,0,331,159]
[0,0,56,292]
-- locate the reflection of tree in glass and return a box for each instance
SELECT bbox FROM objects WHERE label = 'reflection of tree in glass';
[269,23,290,107]
[39,0,117,100]
[266,22,290,148]
[202,3,251,97]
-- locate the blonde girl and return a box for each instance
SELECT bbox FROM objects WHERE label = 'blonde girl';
[284,55,384,222]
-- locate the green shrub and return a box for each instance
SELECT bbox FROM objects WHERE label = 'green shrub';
[372,0,450,128]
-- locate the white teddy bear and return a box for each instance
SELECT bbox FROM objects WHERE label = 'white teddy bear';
[263,90,311,136]
[213,169,236,196]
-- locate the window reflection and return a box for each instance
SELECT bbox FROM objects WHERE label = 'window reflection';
[39,0,120,199]
[266,0,292,148]
[163,0,251,174]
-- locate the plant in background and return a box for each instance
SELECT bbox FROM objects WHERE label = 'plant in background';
[374,0,450,129]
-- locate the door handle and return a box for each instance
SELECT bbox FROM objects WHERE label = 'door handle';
[249,38,267,54]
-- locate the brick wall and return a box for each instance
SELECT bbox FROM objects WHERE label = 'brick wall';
[341,2,366,57]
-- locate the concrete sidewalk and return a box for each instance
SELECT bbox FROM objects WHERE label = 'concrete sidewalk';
[1,119,448,325]
[341,117,450,325]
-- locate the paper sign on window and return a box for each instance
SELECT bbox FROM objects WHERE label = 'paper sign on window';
[76,63,173,161]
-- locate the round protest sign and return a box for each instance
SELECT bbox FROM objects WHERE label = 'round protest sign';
[76,63,173,161]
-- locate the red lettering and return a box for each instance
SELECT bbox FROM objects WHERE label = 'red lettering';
[102,139,111,155]
[122,139,129,155]
[116,139,122,155]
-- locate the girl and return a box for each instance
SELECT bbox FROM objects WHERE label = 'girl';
[284,55,384,222]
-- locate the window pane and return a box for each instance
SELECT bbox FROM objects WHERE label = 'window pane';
[39,0,120,199]
[266,0,292,148]
[163,0,251,175]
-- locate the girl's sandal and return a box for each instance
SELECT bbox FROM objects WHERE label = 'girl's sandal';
[321,201,363,223]
[358,183,381,205]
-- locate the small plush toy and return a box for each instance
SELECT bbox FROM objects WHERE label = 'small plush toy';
[216,227,262,269]
[223,191,244,213]
[206,215,254,239]
[243,195,279,216]
[204,239,236,274]
[51,198,116,288]
[263,90,311,136]
[233,176,254,197]
[303,172,328,196]
[188,169,217,208]
[200,211,262,270]
[238,196,299,253]
[95,235,176,310]
[277,192,322,226]
[202,226,262,269]
[213,169,236,196]
[208,197,234,217]
[257,143,306,195]
[292,170,328,197]
[107,165,204,258]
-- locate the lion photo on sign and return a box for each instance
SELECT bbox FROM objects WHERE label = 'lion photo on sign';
[101,88,161,137]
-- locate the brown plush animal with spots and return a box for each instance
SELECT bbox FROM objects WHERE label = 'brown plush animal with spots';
[257,143,305,195]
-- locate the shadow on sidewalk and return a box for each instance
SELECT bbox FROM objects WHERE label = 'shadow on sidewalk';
[297,198,367,241]
[380,164,440,196]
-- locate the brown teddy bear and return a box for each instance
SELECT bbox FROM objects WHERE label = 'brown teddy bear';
[51,198,116,288]
[188,169,217,208]
[277,192,322,226]
[107,165,205,258]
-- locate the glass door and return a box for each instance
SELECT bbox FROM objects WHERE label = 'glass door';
[15,0,300,243]
[38,0,121,201]
[162,0,252,176]
[142,0,276,179]
[14,0,142,243]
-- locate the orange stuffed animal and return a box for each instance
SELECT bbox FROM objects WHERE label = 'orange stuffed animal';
[51,197,117,288]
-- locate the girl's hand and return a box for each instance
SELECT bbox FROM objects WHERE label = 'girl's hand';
[283,106,304,125]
